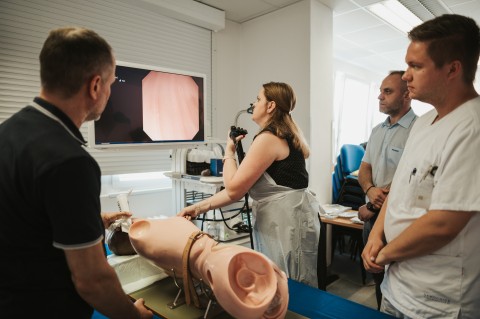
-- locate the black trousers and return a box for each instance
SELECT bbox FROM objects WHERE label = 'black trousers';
[317,217,327,290]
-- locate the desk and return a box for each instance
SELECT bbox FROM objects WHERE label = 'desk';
[321,215,363,230]
[320,212,366,285]
[320,213,363,266]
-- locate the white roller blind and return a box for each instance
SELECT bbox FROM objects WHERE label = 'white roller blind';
[0,0,212,175]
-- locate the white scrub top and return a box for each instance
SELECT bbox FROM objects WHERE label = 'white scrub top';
[382,96,480,319]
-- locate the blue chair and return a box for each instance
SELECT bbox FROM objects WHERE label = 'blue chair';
[334,144,365,210]
[332,155,343,203]
[331,144,367,282]
[339,144,365,177]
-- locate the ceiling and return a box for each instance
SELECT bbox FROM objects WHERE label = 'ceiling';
[195,0,480,76]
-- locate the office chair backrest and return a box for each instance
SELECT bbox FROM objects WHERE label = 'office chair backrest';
[339,144,365,176]
[332,155,343,202]
[332,144,366,208]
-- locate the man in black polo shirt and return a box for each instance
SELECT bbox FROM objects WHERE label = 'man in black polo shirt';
[0,27,152,319]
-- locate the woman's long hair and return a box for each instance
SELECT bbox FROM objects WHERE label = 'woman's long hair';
[261,82,310,158]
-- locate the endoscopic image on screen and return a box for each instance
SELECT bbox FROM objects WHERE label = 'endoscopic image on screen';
[93,64,205,146]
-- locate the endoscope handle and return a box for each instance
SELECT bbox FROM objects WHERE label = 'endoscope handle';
[229,126,247,163]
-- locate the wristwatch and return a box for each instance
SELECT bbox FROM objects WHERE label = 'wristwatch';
[366,202,380,214]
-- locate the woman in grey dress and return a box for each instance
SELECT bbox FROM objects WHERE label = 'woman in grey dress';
[178,82,320,288]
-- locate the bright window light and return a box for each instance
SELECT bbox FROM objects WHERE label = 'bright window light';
[116,172,166,181]
[104,171,172,193]
[368,0,423,34]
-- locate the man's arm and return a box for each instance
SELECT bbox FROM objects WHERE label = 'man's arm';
[358,161,374,193]
[375,210,474,265]
[358,162,377,221]
[358,162,388,208]
[362,196,388,273]
[65,242,152,319]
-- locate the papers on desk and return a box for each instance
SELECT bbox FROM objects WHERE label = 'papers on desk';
[319,204,352,218]
[338,211,359,218]
[350,216,364,224]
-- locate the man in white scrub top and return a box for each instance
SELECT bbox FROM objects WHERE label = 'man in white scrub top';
[362,14,480,319]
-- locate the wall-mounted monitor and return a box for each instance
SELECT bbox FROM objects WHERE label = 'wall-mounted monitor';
[88,61,206,149]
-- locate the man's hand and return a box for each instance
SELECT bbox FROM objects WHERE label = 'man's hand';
[361,235,386,273]
[358,204,376,222]
[133,298,153,319]
[101,211,132,229]
[177,207,194,221]
[367,186,389,209]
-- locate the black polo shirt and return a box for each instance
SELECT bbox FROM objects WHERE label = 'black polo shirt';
[0,97,104,318]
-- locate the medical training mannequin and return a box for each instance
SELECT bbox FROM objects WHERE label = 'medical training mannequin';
[129,216,289,319]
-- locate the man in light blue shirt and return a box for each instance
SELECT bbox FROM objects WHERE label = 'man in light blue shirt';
[358,70,417,309]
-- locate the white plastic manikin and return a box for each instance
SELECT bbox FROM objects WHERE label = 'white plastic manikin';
[129,216,289,319]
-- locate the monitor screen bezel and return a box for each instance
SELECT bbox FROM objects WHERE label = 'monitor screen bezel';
[87,60,207,150]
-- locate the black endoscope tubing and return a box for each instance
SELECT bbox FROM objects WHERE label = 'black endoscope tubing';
[234,136,254,250]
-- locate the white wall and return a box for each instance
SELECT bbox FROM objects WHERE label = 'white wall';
[211,20,242,139]
[309,0,334,203]
[213,0,333,203]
